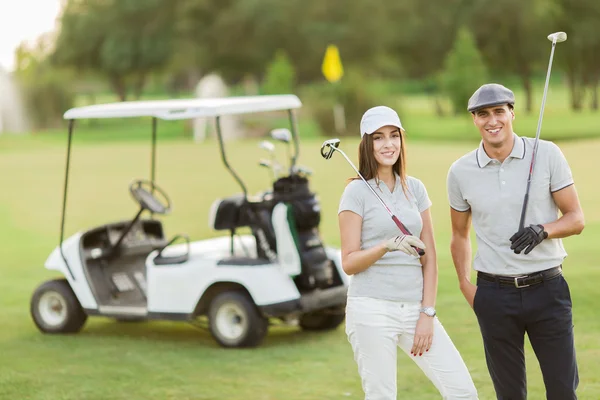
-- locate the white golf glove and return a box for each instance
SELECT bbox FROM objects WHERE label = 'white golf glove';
[384,235,426,257]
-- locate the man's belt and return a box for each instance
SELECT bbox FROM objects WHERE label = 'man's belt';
[477,266,562,288]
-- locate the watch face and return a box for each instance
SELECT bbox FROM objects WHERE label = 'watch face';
[422,307,435,316]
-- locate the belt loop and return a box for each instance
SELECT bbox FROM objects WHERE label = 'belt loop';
[494,276,501,289]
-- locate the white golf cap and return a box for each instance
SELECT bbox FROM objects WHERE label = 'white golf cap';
[360,106,405,138]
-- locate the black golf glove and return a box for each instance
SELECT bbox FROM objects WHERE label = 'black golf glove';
[509,224,548,255]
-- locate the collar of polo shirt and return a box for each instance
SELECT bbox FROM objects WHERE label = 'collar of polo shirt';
[476,133,526,168]
[371,172,401,193]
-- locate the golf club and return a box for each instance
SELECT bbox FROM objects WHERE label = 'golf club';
[259,140,276,154]
[320,138,425,256]
[293,165,313,177]
[258,158,276,181]
[518,31,567,230]
[271,128,292,148]
[259,140,283,179]
[271,128,293,174]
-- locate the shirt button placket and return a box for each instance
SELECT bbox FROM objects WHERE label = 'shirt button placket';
[497,163,506,193]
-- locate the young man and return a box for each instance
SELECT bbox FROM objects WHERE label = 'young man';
[446,83,585,400]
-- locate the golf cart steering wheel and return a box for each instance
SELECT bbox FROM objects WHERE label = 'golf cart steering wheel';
[129,179,172,214]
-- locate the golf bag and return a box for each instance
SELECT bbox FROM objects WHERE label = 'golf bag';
[210,175,336,291]
[271,175,334,291]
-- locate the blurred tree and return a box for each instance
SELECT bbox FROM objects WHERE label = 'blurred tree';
[14,34,76,129]
[52,0,176,101]
[554,0,600,111]
[391,0,465,79]
[175,0,413,83]
[173,0,281,83]
[440,26,489,115]
[261,51,296,95]
[467,0,556,113]
[378,0,467,116]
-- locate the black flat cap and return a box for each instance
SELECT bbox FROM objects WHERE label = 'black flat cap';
[467,83,515,112]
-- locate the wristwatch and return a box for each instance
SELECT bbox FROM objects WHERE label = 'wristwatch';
[419,306,436,317]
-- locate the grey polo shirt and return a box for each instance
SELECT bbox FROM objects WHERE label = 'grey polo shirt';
[447,133,574,276]
[338,174,432,302]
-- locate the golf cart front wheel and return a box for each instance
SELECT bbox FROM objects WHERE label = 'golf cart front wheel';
[30,279,88,334]
[299,311,345,331]
[208,291,268,348]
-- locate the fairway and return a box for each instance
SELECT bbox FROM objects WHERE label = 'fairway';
[1,133,599,399]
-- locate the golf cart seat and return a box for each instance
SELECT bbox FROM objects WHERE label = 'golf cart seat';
[209,194,255,232]
[209,194,277,261]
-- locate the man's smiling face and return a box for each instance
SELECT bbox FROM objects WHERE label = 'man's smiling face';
[472,104,515,149]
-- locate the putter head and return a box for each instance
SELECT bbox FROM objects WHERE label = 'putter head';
[548,31,567,43]
[259,140,275,152]
[258,158,271,168]
[270,128,291,143]
[320,138,341,160]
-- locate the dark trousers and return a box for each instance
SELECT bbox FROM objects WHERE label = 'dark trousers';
[473,270,578,400]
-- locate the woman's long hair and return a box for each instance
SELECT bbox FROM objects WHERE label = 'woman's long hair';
[349,130,408,196]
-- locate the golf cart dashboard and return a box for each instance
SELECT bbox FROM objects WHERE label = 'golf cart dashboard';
[81,219,167,259]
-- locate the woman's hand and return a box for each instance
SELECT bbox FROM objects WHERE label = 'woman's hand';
[411,314,434,356]
[384,234,426,257]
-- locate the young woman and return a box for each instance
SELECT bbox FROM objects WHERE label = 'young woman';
[338,106,478,399]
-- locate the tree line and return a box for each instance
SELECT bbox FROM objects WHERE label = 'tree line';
[15,0,600,115]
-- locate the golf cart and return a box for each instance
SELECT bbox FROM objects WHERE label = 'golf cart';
[30,95,349,348]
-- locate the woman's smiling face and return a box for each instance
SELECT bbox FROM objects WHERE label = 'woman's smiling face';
[371,125,402,167]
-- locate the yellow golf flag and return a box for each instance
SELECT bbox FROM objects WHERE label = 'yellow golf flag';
[321,45,344,83]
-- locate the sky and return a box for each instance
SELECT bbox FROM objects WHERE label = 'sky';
[0,0,63,71]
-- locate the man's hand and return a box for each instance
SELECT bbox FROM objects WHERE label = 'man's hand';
[384,234,426,257]
[460,281,477,309]
[509,224,548,255]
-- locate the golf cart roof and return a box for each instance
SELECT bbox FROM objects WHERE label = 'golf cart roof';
[63,95,302,120]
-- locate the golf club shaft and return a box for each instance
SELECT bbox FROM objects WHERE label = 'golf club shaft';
[331,147,424,256]
[519,39,559,230]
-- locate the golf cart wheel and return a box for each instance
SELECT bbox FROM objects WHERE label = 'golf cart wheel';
[299,311,345,331]
[208,291,268,348]
[30,279,87,334]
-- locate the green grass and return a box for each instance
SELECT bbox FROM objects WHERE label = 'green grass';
[1,130,600,399]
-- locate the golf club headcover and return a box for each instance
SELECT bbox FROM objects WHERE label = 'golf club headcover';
[509,224,548,255]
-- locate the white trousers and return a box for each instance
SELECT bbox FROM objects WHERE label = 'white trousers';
[345,296,478,400]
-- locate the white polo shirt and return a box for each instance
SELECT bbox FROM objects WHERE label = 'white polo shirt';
[338,174,432,302]
[447,133,574,275]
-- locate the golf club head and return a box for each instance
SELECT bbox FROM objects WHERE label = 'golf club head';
[547,31,567,43]
[320,138,341,160]
[270,128,291,143]
[293,165,313,176]
[259,140,275,152]
[258,158,271,168]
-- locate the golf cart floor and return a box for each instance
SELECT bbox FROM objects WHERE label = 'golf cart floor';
[86,253,148,307]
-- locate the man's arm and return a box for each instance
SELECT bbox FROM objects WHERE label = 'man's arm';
[450,208,476,308]
[510,184,585,254]
[544,185,585,238]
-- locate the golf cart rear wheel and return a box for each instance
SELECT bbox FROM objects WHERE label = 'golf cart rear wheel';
[30,279,87,334]
[299,311,345,331]
[208,291,268,348]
